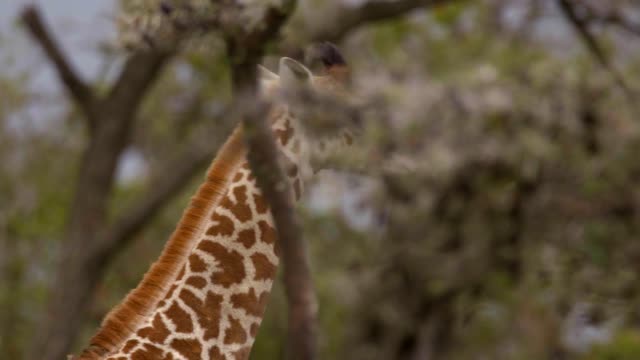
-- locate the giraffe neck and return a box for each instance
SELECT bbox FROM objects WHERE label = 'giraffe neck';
[78,106,306,360]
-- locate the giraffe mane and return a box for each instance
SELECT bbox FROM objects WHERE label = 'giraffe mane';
[78,127,248,359]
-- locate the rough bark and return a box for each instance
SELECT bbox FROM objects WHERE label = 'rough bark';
[23,7,171,360]
[223,0,319,356]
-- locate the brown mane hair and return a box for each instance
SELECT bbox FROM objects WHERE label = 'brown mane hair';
[77,126,247,359]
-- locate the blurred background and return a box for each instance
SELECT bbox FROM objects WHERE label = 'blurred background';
[2,0,640,359]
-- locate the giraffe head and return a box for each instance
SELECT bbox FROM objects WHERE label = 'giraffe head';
[259,43,357,177]
[259,43,350,100]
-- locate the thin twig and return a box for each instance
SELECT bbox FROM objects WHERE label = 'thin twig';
[591,16,640,37]
[557,0,634,99]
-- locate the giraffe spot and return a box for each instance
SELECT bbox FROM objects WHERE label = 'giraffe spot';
[136,313,170,343]
[237,228,256,248]
[275,118,294,146]
[206,212,234,237]
[233,171,243,182]
[158,300,166,308]
[258,220,277,245]
[198,240,246,287]
[224,186,252,222]
[131,343,170,360]
[188,254,207,273]
[251,253,277,281]
[165,302,193,333]
[224,316,248,345]
[250,323,260,337]
[238,162,255,183]
[176,266,186,281]
[254,194,269,214]
[287,164,299,177]
[293,178,302,200]
[201,292,224,340]
[179,288,199,308]
[230,288,269,317]
[232,346,252,360]
[122,339,139,354]
[208,345,224,359]
[179,289,224,341]
[282,154,296,171]
[185,275,207,289]
[170,338,202,360]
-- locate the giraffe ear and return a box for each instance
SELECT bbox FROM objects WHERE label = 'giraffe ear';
[279,57,312,90]
[258,64,279,82]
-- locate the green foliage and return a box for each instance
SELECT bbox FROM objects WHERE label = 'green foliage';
[432,1,469,26]
[583,331,640,360]
[583,221,611,268]
[5,0,640,359]
[371,19,416,61]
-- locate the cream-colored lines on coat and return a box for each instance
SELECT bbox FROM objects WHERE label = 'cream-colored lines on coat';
[77,47,349,360]
[104,110,306,360]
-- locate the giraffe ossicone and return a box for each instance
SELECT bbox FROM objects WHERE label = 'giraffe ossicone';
[75,47,352,360]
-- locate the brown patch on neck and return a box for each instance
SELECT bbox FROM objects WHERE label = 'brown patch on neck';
[76,126,248,359]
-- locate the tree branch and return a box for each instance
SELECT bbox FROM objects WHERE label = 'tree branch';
[223,0,318,357]
[21,6,96,126]
[92,110,234,263]
[586,12,640,37]
[23,6,172,360]
[281,0,460,53]
[323,0,456,41]
[105,51,171,121]
[556,0,634,98]
[243,97,319,360]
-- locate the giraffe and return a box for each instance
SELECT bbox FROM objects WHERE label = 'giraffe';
[75,44,351,360]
